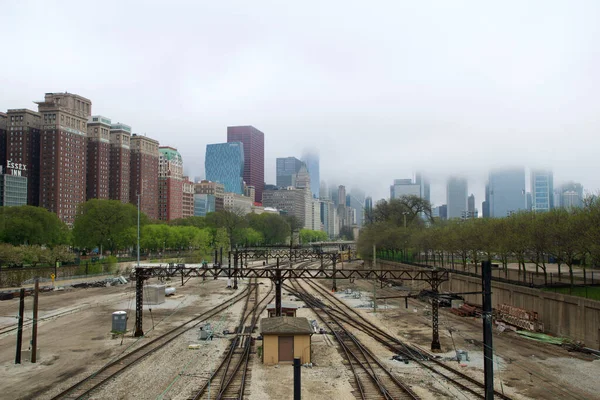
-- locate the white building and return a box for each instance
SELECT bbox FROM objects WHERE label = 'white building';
[223,192,253,215]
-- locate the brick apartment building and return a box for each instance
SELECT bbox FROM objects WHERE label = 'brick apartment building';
[109,123,131,203]
[35,93,91,226]
[130,134,159,220]
[86,115,111,200]
[2,109,42,206]
[158,146,183,221]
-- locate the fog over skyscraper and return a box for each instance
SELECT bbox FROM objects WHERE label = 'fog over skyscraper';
[301,149,319,199]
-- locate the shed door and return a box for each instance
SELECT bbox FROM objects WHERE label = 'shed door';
[278,336,294,362]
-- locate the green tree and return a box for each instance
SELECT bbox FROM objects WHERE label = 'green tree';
[246,213,289,245]
[73,200,147,252]
[0,206,69,246]
[300,229,328,244]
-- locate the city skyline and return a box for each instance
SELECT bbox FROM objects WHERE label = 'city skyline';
[2,2,599,206]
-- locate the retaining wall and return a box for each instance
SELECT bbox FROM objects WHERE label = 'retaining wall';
[380,260,600,349]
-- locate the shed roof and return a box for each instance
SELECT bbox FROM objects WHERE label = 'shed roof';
[266,302,298,310]
[260,317,313,335]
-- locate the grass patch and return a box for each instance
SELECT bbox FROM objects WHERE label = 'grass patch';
[543,286,600,300]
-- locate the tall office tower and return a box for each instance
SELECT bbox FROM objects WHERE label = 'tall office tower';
[531,169,554,212]
[4,109,41,206]
[390,178,421,199]
[329,183,339,205]
[0,113,6,165]
[526,192,533,211]
[555,181,584,210]
[337,185,346,206]
[446,177,468,219]
[109,123,131,203]
[468,194,475,214]
[276,157,303,188]
[415,172,430,203]
[482,184,490,218]
[319,181,329,200]
[182,176,195,218]
[301,149,320,198]
[227,126,264,203]
[86,116,111,200]
[130,134,160,220]
[488,168,526,217]
[194,180,225,216]
[158,146,184,221]
[36,93,91,226]
[364,196,373,221]
[295,163,311,190]
[205,142,244,194]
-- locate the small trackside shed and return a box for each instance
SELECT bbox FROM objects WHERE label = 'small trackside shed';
[260,317,313,365]
[266,302,298,318]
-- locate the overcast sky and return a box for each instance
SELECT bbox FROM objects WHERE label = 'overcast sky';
[2,1,599,207]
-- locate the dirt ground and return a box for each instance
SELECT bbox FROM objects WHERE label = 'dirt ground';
[1,261,599,400]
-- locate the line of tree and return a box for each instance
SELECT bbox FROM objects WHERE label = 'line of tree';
[358,195,600,286]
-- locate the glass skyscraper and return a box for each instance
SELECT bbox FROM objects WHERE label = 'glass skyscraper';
[446,177,468,219]
[276,157,303,188]
[227,126,264,203]
[531,169,553,212]
[205,142,244,194]
[489,168,526,217]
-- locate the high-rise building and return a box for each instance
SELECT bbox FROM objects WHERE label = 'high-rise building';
[301,149,320,198]
[194,180,225,217]
[130,134,160,220]
[276,157,303,188]
[526,192,533,211]
[36,92,91,226]
[390,178,420,199]
[4,109,41,206]
[86,115,111,200]
[555,181,584,210]
[531,169,554,212]
[182,176,195,218]
[205,142,244,195]
[337,185,346,207]
[482,184,490,218]
[158,146,184,221]
[319,181,329,200]
[468,194,475,214]
[446,177,468,219]
[295,163,310,190]
[320,199,337,238]
[0,113,7,165]
[244,185,256,202]
[488,168,526,217]
[415,172,430,203]
[227,126,264,203]
[262,187,313,229]
[109,123,131,203]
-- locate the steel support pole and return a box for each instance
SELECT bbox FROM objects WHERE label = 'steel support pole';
[332,256,337,292]
[276,258,282,317]
[482,261,494,400]
[15,288,24,364]
[430,270,441,352]
[294,357,301,400]
[134,270,144,337]
[31,279,39,363]
[233,250,238,290]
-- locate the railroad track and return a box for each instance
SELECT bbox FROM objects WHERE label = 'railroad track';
[50,285,253,400]
[290,279,420,400]
[189,278,274,400]
[290,278,512,400]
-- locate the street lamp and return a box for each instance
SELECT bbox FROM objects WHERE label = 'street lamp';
[402,211,409,229]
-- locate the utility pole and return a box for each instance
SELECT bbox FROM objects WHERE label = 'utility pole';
[482,261,494,399]
[372,244,377,313]
[31,279,39,363]
[137,192,140,269]
[134,270,144,337]
[275,257,282,317]
[15,288,25,364]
